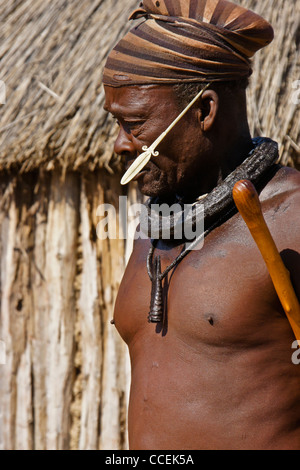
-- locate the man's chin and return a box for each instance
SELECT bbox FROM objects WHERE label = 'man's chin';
[132,168,176,199]
[137,179,175,200]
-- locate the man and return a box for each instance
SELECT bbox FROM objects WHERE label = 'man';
[103,0,300,450]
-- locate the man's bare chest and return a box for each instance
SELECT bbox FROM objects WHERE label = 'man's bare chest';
[113,216,292,348]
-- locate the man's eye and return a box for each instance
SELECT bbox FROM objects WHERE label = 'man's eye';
[114,118,146,134]
[125,120,144,129]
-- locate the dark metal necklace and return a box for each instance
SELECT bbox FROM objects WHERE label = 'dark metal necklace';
[146,205,236,322]
[145,137,279,323]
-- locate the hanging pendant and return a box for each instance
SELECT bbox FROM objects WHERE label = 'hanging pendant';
[148,255,164,323]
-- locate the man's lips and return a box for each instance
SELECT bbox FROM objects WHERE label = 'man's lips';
[123,154,159,184]
[132,169,149,182]
[124,159,152,182]
[125,160,151,173]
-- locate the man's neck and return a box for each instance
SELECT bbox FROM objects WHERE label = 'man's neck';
[174,133,254,203]
[217,133,254,184]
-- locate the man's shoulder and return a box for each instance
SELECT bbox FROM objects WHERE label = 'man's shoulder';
[274,165,300,188]
[260,166,299,246]
[261,165,300,205]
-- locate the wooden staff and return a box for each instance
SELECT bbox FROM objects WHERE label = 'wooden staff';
[232,179,300,342]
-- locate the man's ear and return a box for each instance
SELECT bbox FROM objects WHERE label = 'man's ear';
[197,89,219,132]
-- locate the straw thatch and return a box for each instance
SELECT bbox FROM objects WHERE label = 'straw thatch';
[245,0,300,168]
[0,0,299,173]
[0,0,134,174]
[0,0,298,452]
[0,0,139,451]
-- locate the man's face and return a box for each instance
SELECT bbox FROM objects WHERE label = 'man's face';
[104,84,210,199]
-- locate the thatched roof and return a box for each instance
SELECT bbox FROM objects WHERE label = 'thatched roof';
[245,0,299,168]
[0,0,136,173]
[0,0,299,173]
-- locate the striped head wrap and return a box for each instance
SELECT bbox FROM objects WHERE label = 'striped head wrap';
[102,0,274,86]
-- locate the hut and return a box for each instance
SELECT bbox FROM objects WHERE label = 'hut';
[0,0,299,451]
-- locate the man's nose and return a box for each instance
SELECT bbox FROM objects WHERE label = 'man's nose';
[114,127,135,156]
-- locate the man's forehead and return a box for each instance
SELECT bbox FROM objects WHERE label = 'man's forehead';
[103,84,176,116]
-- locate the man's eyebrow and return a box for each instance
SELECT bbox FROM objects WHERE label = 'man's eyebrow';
[103,106,147,121]
[103,104,122,117]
